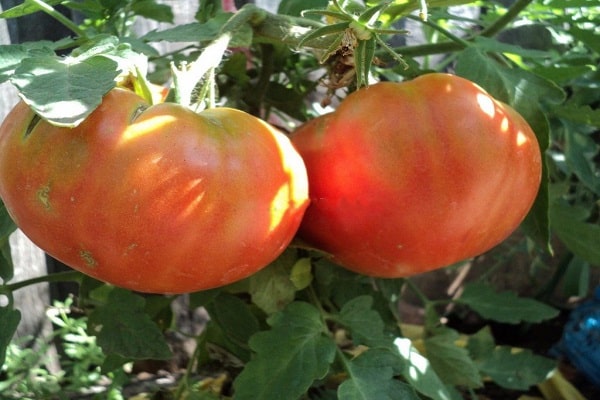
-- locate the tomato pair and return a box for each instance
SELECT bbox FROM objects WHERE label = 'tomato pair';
[0,73,542,293]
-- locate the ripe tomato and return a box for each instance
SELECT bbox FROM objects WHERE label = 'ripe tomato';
[0,89,309,293]
[292,73,542,278]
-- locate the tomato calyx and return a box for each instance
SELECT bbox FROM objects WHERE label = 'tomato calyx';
[299,0,408,92]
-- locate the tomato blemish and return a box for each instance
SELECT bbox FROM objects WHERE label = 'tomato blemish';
[36,185,52,210]
[80,250,98,268]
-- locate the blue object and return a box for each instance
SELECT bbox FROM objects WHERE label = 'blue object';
[555,287,600,387]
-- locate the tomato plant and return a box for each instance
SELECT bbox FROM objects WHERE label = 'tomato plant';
[292,73,542,277]
[0,0,599,399]
[0,88,308,294]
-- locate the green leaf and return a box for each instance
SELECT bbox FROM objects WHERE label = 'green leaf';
[0,307,21,367]
[233,302,336,400]
[533,65,595,85]
[338,295,387,346]
[466,326,496,362]
[131,0,174,23]
[0,0,64,18]
[479,347,556,390]
[385,0,473,20]
[247,249,298,314]
[10,54,119,127]
[357,2,389,25]
[563,125,600,195]
[298,22,350,50]
[278,0,329,18]
[394,338,454,400]
[205,292,259,345]
[562,257,590,298]
[424,328,482,388]
[142,14,251,47]
[290,257,313,290]
[189,288,222,309]
[338,348,419,400]
[0,201,16,281]
[457,283,559,324]
[550,201,600,266]
[87,288,172,360]
[569,25,600,54]
[554,104,600,127]
[0,44,55,84]
[142,17,226,43]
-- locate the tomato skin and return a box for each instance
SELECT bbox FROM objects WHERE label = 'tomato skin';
[292,73,542,278]
[0,89,309,293]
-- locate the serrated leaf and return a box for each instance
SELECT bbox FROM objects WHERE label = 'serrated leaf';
[479,347,556,390]
[10,55,119,127]
[569,26,600,54]
[394,338,454,400]
[338,295,387,346]
[473,36,551,59]
[189,288,221,309]
[248,249,298,314]
[0,307,21,367]
[0,44,54,83]
[466,326,496,362]
[204,292,259,345]
[551,201,600,266]
[458,283,559,324]
[142,14,251,47]
[142,19,224,43]
[424,328,482,388]
[338,348,419,400]
[278,0,329,18]
[233,302,336,400]
[456,47,565,111]
[131,0,174,23]
[554,104,600,126]
[563,126,600,195]
[385,0,473,20]
[87,288,172,360]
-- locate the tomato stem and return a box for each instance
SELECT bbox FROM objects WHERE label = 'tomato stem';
[172,33,231,109]
[390,0,535,58]
[28,0,87,39]
[2,270,83,293]
[403,278,432,307]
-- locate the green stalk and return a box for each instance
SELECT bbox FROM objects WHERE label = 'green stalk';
[28,0,87,38]
[390,0,535,59]
[2,270,82,293]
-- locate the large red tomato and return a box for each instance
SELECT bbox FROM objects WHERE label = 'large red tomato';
[292,73,542,278]
[0,89,308,293]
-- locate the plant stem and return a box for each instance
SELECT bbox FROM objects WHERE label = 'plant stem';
[479,0,536,38]
[2,270,82,293]
[390,0,535,59]
[29,0,87,38]
[403,278,431,307]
